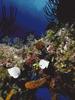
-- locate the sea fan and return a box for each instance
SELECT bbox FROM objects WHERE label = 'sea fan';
[44,0,59,23]
[44,0,75,24]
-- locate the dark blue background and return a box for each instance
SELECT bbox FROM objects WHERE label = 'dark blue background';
[0,0,57,37]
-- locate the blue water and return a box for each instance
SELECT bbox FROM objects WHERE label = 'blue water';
[35,87,52,100]
[12,0,49,36]
[35,87,71,100]
[0,0,57,37]
[59,94,71,100]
